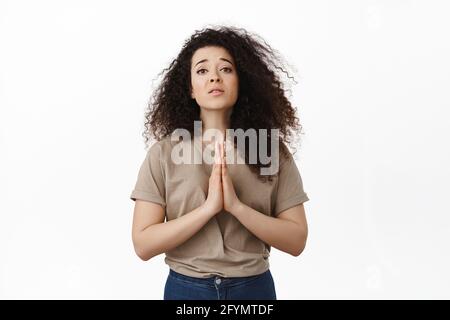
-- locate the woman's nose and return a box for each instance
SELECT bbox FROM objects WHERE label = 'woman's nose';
[209,74,221,82]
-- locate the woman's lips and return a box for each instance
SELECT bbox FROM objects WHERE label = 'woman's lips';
[209,90,224,96]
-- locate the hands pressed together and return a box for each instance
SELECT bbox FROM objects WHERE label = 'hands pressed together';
[203,140,242,216]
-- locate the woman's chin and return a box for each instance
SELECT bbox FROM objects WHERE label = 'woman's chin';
[200,104,233,112]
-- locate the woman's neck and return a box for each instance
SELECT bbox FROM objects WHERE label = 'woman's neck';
[199,109,232,141]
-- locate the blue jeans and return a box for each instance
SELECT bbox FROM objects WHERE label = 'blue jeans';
[164,269,277,300]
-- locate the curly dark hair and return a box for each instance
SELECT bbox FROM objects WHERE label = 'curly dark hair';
[143,25,305,182]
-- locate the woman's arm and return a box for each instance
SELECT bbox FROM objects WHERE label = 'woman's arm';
[230,203,308,257]
[219,142,308,257]
[132,156,223,261]
[132,200,216,261]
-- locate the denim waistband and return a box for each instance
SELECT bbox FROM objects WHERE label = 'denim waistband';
[168,269,270,288]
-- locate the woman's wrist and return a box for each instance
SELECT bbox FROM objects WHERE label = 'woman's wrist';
[228,201,245,217]
[199,203,218,217]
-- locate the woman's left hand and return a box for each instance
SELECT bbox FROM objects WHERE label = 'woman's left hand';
[220,141,242,215]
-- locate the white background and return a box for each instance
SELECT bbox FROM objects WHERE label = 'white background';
[1,0,449,299]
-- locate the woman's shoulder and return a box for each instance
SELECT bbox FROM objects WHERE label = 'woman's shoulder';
[146,135,170,153]
[146,135,186,162]
[278,141,293,168]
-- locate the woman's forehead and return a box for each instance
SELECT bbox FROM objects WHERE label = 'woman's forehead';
[192,46,234,65]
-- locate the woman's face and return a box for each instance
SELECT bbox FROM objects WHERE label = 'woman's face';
[190,46,239,112]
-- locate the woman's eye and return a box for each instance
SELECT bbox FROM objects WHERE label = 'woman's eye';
[196,67,232,74]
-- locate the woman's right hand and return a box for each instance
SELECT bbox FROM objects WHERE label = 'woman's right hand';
[202,141,223,216]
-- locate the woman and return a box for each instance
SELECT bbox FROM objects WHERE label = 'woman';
[130,26,310,300]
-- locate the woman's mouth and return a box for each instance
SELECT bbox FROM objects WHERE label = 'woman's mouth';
[209,90,224,96]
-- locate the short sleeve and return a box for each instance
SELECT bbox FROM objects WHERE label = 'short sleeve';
[130,143,166,208]
[273,152,309,216]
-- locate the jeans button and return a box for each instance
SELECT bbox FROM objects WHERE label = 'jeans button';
[215,278,222,285]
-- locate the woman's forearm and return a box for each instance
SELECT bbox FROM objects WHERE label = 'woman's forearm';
[134,205,214,261]
[231,203,307,256]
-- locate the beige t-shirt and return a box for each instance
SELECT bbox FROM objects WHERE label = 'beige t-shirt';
[130,136,309,278]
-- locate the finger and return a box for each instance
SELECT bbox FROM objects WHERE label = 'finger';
[220,141,225,162]
[222,155,227,177]
[219,141,226,166]
[211,161,220,176]
[213,143,222,178]
[214,141,220,164]
[219,141,224,165]
[215,162,222,177]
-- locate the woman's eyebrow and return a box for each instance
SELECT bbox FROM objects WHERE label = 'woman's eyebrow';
[194,58,234,67]
[219,58,234,65]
